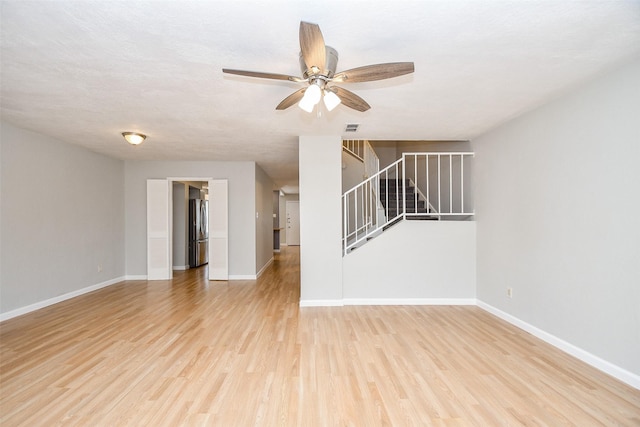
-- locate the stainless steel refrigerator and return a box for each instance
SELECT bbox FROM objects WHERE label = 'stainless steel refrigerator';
[188,199,208,268]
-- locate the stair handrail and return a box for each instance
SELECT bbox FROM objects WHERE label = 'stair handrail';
[343,158,404,255]
[342,139,364,161]
[343,140,380,178]
[342,139,382,213]
[343,157,402,195]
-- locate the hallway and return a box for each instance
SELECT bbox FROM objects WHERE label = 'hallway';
[1,246,638,425]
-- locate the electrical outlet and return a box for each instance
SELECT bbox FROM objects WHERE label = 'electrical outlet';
[507,287,513,298]
[97,264,103,272]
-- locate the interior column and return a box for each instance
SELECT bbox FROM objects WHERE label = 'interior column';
[298,135,343,305]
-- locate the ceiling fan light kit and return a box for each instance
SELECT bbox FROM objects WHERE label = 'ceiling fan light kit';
[323,89,341,111]
[223,21,414,113]
[298,82,322,112]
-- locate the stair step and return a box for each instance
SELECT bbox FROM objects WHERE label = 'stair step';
[379,179,411,186]
[386,209,432,217]
[381,200,426,208]
[380,188,415,194]
[378,178,439,225]
[380,193,416,199]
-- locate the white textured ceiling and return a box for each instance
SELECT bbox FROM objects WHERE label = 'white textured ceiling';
[2,1,640,190]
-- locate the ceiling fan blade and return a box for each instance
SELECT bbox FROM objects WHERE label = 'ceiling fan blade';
[332,86,371,112]
[332,62,414,83]
[299,22,326,73]
[276,88,306,110]
[222,68,304,82]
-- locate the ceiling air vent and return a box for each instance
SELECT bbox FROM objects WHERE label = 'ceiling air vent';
[344,123,359,133]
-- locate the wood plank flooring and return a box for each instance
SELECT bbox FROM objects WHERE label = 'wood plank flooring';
[1,246,639,425]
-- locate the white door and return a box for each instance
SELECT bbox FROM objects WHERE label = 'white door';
[147,179,172,280]
[286,201,300,246]
[208,179,229,280]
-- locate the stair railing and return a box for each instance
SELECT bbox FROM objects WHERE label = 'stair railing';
[362,140,379,180]
[402,152,475,218]
[342,139,364,161]
[343,158,404,255]
[343,152,474,255]
[362,140,381,215]
[343,140,380,180]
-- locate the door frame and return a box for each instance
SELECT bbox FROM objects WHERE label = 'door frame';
[147,177,228,281]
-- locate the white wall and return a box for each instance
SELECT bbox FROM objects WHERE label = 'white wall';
[343,221,476,303]
[124,160,256,278]
[1,123,125,315]
[341,150,365,193]
[299,135,342,304]
[369,141,398,169]
[0,124,2,302]
[255,164,274,274]
[473,59,640,379]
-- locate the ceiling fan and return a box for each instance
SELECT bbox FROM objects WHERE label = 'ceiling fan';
[222,21,414,113]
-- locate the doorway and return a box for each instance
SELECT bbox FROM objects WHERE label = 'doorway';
[147,178,228,281]
[172,181,209,271]
[187,183,209,270]
[286,201,300,246]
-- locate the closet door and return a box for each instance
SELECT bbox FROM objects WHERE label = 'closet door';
[147,179,172,280]
[208,179,228,280]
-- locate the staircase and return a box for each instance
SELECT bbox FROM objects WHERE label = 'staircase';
[379,179,439,221]
[342,142,474,255]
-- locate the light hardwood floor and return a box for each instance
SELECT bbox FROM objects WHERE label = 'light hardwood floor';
[1,246,639,426]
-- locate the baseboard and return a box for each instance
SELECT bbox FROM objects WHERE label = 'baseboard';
[125,275,147,280]
[343,298,476,306]
[172,265,189,271]
[300,298,476,308]
[299,299,345,307]
[257,257,274,278]
[0,276,126,322]
[228,275,256,280]
[477,300,640,390]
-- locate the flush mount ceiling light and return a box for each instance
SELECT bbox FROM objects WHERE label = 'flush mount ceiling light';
[122,132,146,145]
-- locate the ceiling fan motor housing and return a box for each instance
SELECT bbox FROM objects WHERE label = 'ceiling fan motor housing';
[300,46,338,80]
